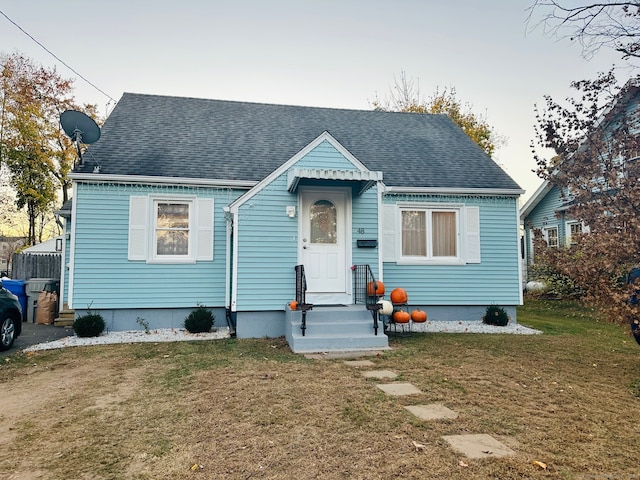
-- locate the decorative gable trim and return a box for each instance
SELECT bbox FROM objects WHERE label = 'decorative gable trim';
[70,172,255,189]
[287,168,382,195]
[230,131,374,213]
[386,186,524,196]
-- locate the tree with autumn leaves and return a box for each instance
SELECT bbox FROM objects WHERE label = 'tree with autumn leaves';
[372,71,503,158]
[527,1,640,320]
[0,53,98,245]
[530,70,640,318]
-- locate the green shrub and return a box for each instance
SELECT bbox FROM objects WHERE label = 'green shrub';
[482,305,509,326]
[184,306,215,333]
[73,312,106,337]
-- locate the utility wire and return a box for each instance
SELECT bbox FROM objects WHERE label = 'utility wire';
[0,9,116,104]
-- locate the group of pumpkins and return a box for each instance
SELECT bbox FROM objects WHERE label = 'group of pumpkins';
[368,282,427,324]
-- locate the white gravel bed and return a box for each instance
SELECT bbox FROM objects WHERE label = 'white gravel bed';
[406,320,541,335]
[24,327,231,352]
[23,320,540,353]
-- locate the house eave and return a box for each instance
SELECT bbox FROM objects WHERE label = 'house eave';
[384,186,524,196]
[519,180,552,220]
[68,173,256,189]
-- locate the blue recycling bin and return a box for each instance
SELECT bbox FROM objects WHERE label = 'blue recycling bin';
[1,279,27,322]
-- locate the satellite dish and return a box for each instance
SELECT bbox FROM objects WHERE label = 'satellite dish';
[60,110,101,165]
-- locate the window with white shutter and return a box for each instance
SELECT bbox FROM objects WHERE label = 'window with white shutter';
[128,195,214,263]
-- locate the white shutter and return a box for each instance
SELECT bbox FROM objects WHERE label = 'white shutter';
[128,196,148,261]
[465,206,481,264]
[196,198,214,261]
[382,204,397,262]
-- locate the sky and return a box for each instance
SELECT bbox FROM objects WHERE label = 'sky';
[0,0,630,202]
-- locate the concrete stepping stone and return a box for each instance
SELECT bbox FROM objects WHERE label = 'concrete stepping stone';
[376,382,422,396]
[405,404,458,421]
[442,434,515,459]
[362,370,398,379]
[343,360,375,367]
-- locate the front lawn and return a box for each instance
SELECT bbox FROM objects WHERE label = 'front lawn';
[1,298,638,479]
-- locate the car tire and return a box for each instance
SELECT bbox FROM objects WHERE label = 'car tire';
[1,315,16,351]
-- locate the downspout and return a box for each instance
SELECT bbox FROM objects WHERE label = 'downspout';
[67,182,78,309]
[377,180,384,282]
[516,198,524,306]
[223,206,236,335]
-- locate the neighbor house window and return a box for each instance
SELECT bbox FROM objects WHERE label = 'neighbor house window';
[544,227,559,248]
[567,222,583,246]
[401,207,459,261]
[128,195,214,263]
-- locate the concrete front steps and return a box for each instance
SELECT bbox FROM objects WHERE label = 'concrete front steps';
[285,304,389,353]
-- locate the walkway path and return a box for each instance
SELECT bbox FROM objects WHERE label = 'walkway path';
[343,358,516,460]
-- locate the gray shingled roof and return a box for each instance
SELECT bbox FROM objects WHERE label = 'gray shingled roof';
[76,92,521,191]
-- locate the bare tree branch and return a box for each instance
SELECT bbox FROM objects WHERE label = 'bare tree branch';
[527,1,640,60]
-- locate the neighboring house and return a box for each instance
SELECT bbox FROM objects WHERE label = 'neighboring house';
[21,235,64,255]
[521,78,640,280]
[62,93,523,351]
[0,235,26,276]
[520,181,585,278]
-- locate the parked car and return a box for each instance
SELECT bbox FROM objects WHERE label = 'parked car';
[0,280,23,351]
[626,267,640,346]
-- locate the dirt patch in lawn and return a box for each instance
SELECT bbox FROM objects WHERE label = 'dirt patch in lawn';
[1,311,639,479]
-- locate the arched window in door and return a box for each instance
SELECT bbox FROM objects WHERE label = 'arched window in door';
[309,200,337,244]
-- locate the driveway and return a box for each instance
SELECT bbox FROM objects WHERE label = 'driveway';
[0,322,73,357]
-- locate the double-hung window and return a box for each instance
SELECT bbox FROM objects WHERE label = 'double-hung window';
[128,195,214,263]
[400,207,460,262]
[544,227,559,248]
[154,201,191,259]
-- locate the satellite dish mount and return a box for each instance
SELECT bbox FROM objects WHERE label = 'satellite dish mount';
[60,110,101,166]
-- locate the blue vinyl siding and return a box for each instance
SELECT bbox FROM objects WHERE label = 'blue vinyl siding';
[526,186,562,233]
[235,140,374,310]
[524,185,564,259]
[235,174,298,310]
[71,182,242,309]
[382,194,520,305]
[63,225,70,306]
[352,187,379,278]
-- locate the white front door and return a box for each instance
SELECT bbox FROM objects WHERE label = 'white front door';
[300,188,351,304]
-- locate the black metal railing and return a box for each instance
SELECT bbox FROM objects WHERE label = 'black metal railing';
[352,264,382,335]
[294,265,313,336]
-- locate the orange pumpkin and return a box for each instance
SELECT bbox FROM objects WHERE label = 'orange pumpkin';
[411,308,427,323]
[367,281,385,296]
[390,288,408,304]
[289,300,298,311]
[393,310,411,324]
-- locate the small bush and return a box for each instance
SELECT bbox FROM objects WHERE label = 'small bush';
[73,312,106,337]
[184,306,215,333]
[483,305,509,326]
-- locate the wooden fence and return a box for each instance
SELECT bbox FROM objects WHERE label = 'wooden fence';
[11,253,62,281]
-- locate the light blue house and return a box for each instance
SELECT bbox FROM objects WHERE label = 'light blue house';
[60,93,523,352]
[520,78,640,281]
[520,180,585,278]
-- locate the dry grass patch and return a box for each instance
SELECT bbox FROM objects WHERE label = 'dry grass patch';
[0,300,639,479]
